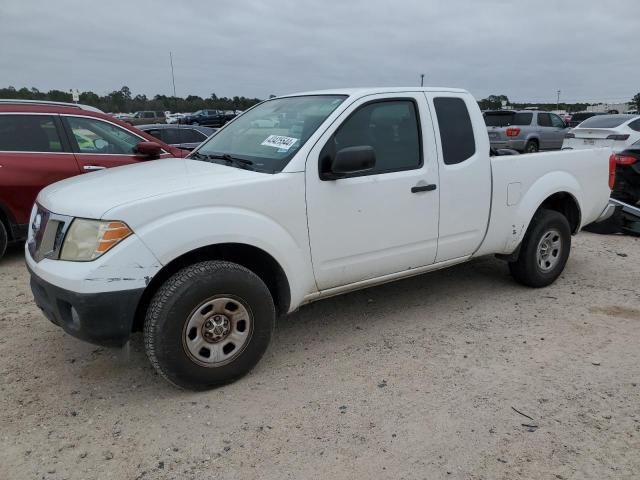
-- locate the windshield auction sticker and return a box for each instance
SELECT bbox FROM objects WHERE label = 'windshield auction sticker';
[261,135,298,150]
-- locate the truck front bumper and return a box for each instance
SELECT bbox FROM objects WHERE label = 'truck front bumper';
[29,266,144,347]
[25,234,163,347]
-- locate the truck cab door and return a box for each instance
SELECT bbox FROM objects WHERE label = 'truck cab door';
[305,93,440,290]
[427,94,492,262]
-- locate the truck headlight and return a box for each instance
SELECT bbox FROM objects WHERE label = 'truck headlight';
[60,219,132,261]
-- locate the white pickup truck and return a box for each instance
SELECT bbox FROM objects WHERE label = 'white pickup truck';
[26,88,614,389]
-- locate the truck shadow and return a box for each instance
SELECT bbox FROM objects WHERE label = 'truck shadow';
[1,244,25,263]
[38,256,517,395]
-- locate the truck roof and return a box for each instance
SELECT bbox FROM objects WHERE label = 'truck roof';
[281,87,469,98]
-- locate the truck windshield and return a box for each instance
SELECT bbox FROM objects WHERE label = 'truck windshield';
[484,112,532,127]
[191,95,347,173]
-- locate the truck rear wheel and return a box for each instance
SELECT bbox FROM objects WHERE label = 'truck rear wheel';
[509,209,571,288]
[144,261,275,390]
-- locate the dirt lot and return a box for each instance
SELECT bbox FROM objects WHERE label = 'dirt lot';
[1,232,639,480]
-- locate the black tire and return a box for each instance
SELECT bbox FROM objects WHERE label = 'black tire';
[509,209,571,288]
[582,208,623,235]
[144,261,275,390]
[0,221,7,260]
[524,140,539,153]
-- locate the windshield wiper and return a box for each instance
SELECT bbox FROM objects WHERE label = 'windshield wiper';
[191,152,255,169]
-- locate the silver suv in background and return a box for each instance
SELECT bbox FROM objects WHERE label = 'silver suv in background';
[485,110,570,153]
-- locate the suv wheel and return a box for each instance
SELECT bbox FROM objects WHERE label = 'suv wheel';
[525,140,539,153]
[509,209,571,287]
[0,221,7,260]
[144,261,276,390]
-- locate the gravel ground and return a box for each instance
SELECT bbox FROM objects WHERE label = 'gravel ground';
[1,232,639,480]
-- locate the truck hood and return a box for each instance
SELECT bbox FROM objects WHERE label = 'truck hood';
[38,158,265,219]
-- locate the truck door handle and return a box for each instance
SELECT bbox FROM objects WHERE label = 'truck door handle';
[411,184,437,193]
[83,165,106,171]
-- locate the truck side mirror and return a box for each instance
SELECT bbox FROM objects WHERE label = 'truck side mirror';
[322,146,376,180]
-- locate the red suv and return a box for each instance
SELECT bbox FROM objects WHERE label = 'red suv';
[0,100,187,259]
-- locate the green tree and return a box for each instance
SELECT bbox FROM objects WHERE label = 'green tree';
[631,93,640,111]
[478,94,509,110]
[0,85,263,113]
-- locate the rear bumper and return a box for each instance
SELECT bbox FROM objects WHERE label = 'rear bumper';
[594,202,617,223]
[29,265,143,347]
[490,139,526,151]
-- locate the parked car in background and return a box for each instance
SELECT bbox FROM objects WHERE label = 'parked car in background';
[181,109,235,127]
[584,147,640,236]
[166,113,186,124]
[485,110,570,153]
[25,87,612,389]
[113,113,132,121]
[567,111,606,128]
[562,114,640,152]
[609,148,640,206]
[138,124,217,150]
[126,111,166,125]
[0,100,187,259]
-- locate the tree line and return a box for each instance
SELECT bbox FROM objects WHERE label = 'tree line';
[2,85,637,113]
[477,94,591,112]
[0,86,263,113]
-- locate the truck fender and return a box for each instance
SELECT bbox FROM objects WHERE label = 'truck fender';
[506,171,582,251]
[135,206,314,310]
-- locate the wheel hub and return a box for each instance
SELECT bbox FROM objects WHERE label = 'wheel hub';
[536,229,562,271]
[202,314,231,343]
[183,296,253,367]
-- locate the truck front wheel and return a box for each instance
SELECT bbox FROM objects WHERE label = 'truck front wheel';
[144,261,275,390]
[509,209,571,288]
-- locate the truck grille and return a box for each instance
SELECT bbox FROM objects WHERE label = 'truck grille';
[27,205,72,262]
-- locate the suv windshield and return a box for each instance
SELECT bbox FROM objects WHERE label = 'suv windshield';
[484,112,533,127]
[192,95,347,173]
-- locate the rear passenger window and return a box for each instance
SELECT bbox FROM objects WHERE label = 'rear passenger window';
[537,113,551,127]
[0,115,63,152]
[179,129,207,143]
[433,97,476,165]
[331,100,422,175]
[512,112,533,125]
[628,119,640,132]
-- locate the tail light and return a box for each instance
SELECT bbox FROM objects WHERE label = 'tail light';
[564,132,575,139]
[608,154,616,189]
[506,127,521,137]
[613,154,638,166]
[606,134,630,141]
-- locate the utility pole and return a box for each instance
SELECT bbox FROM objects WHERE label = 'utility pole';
[169,51,177,113]
[169,52,177,98]
[556,89,561,111]
[420,74,425,87]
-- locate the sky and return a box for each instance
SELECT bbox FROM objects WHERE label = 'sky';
[1,0,638,103]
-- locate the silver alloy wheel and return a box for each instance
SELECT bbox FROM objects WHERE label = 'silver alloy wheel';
[536,228,562,272]
[182,296,253,367]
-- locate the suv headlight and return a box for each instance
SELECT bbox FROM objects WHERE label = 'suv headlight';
[60,219,132,261]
